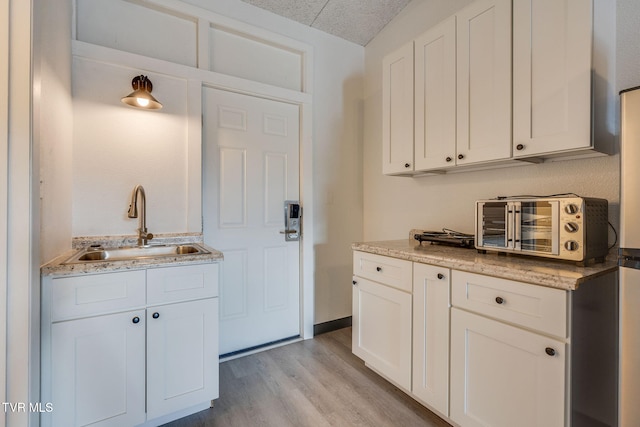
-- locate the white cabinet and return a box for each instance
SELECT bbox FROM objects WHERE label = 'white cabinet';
[512,0,593,157]
[411,263,450,416]
[50,310,147,427]
[41,262,220,427]
[450,271,567,427]
[352,251,412,389]
[383,0,512,175]
[455,0,512,165]
[382,42,414,175]
[147,298,219,420]
[450,309,566,427]
[414,16,456,171]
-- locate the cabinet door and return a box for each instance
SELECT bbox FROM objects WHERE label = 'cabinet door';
[414,16,457,171]
[352,277,412,390]
[382,41,414,175]
[456,0,512,165]
[513,0,592,157]
[450,308,566,427]
[146,298,219,420]
[412,264,450,416]
[50,310,146,427]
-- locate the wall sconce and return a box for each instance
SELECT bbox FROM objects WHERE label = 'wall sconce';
[121,75,163,110]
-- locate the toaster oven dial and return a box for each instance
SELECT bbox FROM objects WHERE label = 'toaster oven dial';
[564,222,579,233]
[564,203,579,214]
[565,240,579,251]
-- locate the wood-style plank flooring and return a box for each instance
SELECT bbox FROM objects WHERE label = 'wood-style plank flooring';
[162,327,452,427]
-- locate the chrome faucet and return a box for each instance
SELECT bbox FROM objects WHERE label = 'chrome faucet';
[127,184,153,247]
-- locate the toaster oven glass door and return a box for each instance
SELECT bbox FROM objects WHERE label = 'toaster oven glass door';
[479,201,510,249]
[517,200,559,254]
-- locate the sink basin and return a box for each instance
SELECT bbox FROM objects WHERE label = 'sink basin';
[64,244,209,264]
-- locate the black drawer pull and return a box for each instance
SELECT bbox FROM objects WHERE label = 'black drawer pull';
[495,297,505,305]
[376,266,382,272]
[352,280,357,286]
[437,273,445,280]
[545,347,556,356]
[132,316,140,324]
[152,312,160,319]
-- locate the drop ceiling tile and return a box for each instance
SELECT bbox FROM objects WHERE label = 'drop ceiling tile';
[311,0,410,45]
[241,0,329,25]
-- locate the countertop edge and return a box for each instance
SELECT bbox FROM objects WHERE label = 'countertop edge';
[41,243,224,277]
[352,241,618,291]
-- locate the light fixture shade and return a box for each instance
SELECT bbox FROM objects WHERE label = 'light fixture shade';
[121,75,163,110]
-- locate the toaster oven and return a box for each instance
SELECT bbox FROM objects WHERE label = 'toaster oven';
[475,196,609,263]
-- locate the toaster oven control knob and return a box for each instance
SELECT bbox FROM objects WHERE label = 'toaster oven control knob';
[565,203,579,214]
[565,240,579,251]
[564,222,579,233]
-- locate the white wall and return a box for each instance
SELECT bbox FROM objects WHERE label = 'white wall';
[37,0,73,264]
[363,0,620,242]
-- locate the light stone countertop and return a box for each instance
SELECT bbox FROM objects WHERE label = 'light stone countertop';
[352,238,618,291]
[41,234,223,277]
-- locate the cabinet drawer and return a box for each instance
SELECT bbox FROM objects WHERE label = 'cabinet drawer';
[51,270,146,322]
[147,263,218,304]
[353,251,412,292]
[451,270,567,338]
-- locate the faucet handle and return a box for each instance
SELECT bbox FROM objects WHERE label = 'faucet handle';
[147,233,154,241]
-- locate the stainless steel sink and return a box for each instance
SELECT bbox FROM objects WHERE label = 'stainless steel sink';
[63,244,210,264]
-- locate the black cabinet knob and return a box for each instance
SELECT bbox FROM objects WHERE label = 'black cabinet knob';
[437,273,445,280]
[516,144,525,151]
[458,154,464,160]
[152,312,160,319]
[495,297,505,305]
[545,347,556,356]
[132,316,140,324]
[376,266,382,272]
[445,157,452,162]
[352,280,357,286]
[404,163,411,168]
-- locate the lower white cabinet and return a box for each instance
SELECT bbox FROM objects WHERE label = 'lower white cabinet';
[352,251,413,390]
[450,308,566,427]
[450,270,567,427]
[41,262,220,427]
[353,251,617,427]
[352,276,412,390]
[412,263,450,416]
[146,298,219,420]
[50,310,147,427]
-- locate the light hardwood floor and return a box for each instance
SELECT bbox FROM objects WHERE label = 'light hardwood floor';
[162,327,452,427]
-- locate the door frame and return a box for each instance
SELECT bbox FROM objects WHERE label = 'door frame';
[201,81,314,342]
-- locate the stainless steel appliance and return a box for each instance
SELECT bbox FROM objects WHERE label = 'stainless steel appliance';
[475,196,609,263]
[618,86,640,427]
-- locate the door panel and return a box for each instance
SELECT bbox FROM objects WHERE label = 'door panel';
[203,87,300,355]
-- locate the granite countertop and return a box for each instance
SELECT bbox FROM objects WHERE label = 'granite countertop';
[352,238,618,291]
[41,233,224,277]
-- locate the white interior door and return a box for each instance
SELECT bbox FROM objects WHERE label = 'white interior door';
[203,87,300,356]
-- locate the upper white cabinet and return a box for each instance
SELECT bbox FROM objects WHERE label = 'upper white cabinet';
[382,42,414,175]
[383,0,613,176]
[513,0,597,157]
[455,0,512,166]
[383,0,512,175]
[414,17,457,171]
